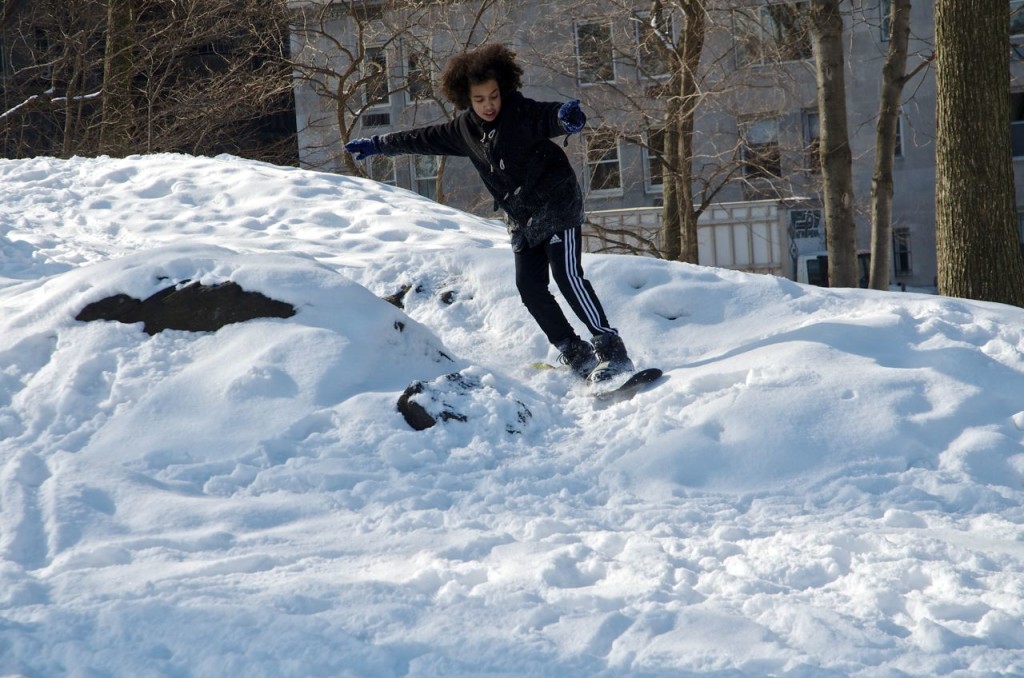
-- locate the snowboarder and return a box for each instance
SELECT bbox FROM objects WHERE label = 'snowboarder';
[345,43,633,383]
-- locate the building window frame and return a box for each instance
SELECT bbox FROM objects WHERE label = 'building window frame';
[575,19,616,85]
[733,1,812,68]
[1018,211,1024,254]
[802,108,820,173]
[368,155,396,186]
[404,43,433,105]
[642,128,666,193]
[363,44,391,110]
[634,11,672,80]
[1012,91,1024,158]
[586,129,623,194]
[740,117,782,180]
[894,110,904,158]
[892,226,912,276]
[412,155,439,200]
[0,33,9,78]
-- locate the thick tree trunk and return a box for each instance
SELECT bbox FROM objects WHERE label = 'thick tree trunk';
[808,0,858,287]
[934,0,1024,305]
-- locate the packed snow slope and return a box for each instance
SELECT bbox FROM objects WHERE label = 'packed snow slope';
[2,154,1024,677]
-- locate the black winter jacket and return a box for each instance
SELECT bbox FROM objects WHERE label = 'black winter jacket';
[375,91,584,251]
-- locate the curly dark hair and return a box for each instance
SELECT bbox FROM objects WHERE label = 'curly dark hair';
[439,44,524,110]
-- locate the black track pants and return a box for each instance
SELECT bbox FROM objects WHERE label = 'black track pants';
[514,225,616,345]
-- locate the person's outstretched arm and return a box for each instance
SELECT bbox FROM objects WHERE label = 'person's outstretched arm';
[345,118,468,160]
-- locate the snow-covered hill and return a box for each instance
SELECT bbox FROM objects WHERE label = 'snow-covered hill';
[1,154,1023,676]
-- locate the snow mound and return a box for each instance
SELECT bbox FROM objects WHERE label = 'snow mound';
[2,154,1024,676]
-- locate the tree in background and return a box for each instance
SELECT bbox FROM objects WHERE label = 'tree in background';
[868,0,911,291]
[0,0,296,164]
[934,0,1024,305]
[1,0,29,28]
[289,0,514,201]
[100,0,136,155]
[806,0,856,287]
[647,0,710,263]
[522,0,803,262]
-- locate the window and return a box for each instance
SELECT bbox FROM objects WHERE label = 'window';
[635,12,671,79]
[33,29,51,80]
[734,2,811,67]
[1012,92,1024,157]
[413,155,439,200]
[0,34,8,77]
[1018,211,1024,255]
[642,128,666,192]
[368,156,396,186]
[802,109,820,172]
[575,21,615,84]
[364,46,390,109]
[361,113,391,128]
[880,0,891,41]
[586,130,622,192]
[740,118,781,179]
[362,46,391,127]
[804,256,828,287]
[405,47,432,104]
[892,227,912,276]
[894,111,903,158]
[348,3,384,22]
[1013,1,1024,38]
[198,40,237,57]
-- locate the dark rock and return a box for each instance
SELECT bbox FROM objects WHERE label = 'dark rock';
[396,374,478,431]
[75,293,143,323]
[397,381,437,431]
[76,281,296,335]
[383,284,413,309]
[396,371,532,433]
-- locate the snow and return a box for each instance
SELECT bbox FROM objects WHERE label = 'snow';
[1,153,1023,677]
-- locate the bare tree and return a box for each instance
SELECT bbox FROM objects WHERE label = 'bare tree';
[648,0,710,263]
[127,0,296,162]
[289,0,514,200]
[100,0,136,155]
[519,0,800,262]
[807,0,857,287]
[289,1,404,176]
[1,0,30,29]
[934,0,1024,304]
[868,0,931,291]
[2,0,296,163]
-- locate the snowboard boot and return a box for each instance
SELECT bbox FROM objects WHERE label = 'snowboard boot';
[589,333,634,383]
[556,336,599,379]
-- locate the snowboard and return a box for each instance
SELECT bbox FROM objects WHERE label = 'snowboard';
[530,362,560,370]
[530,363,665,401]
[590,368,664,401]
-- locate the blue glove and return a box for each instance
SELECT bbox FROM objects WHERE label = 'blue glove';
[558,99,586,134]
[345,136,381,160]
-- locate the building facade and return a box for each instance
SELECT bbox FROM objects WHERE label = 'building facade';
[289,1,1024,289]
